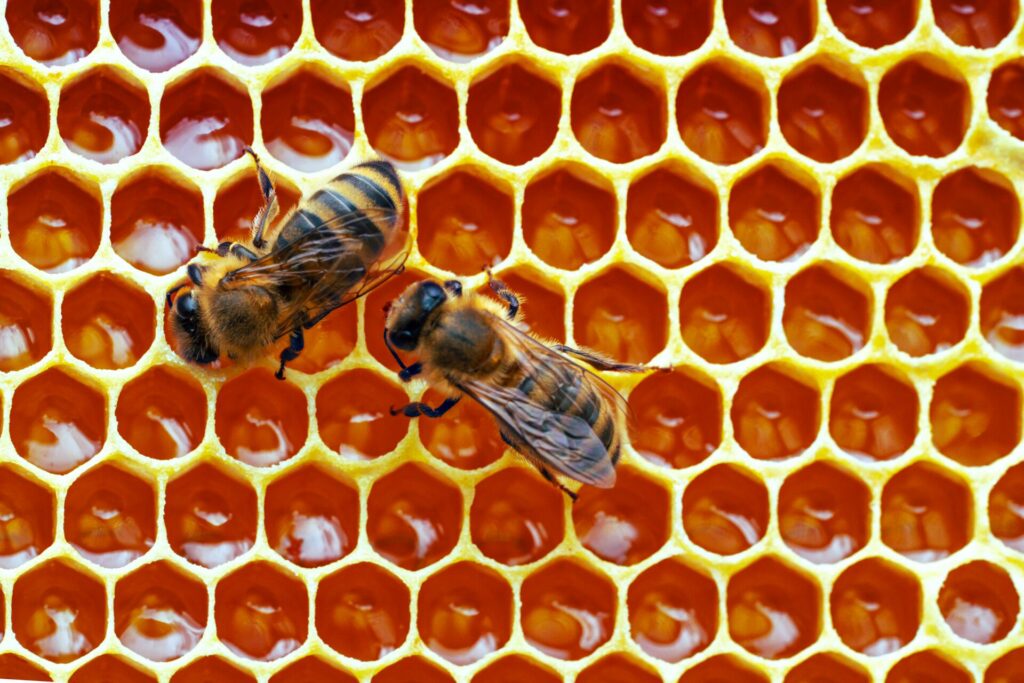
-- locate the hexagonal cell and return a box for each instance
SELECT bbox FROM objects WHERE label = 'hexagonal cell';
[988,60,1024,140]
[931,363,1021,466]
[8,169,101,273]
[779,462,870,563]
[879,57,970,157]
[981,266,1024,361]
[215,561,307,661]
[418,169,513,274]
[58,67,148,164]
[991,462,1024,552]
[939,560,1018,644]
[63,274,155,369]
[470,469,564,566]
[732,364,821,460]
[680,264,770,364]
[367,463,462,570]
[573,467,669,565]
[265,465,359,567]
[725,0,815,56]
[785,653,870,683]
[270,658,356,683]
[212,0,300,65]
[316,368,409,461]
[830,364,919,462]
[683,464,768,555]
[521,559,616,660]
[784,264,871,361]
[679,656,769,683]
[0,654,49,681]
[478,267,566,342]
[65,463,155,568]
[0,466,54,569]
[730,163,820,261]
[831,558,920,655]
[262,69,354,173]
[987,649,1024,682]
[111,169,204,275]
[519,0,610,54]
[362,65,459,171]
[69,655,156,683]
[628,368,721,468]
[166,463,257,568]
[727,557,821,659]
[317,562,409,660]
[628,557,717,662]
[0,272,52,371]
[117,365,205,459]
[419,388,503,470]
[214,170,301,245]
[216,369,307,467]
[522,165,616,270]
[160,68,253,170]
[114,560,207,661]
[171,657,256,683]
[6,0,98,65]
[577,655,660,683]
[627,164,718,268]
[826,0,918,47]
[110,0,201,71]
[934,0,1017,47]
[623,0,712,55]
[573,267,668,363]
[0,70,48,164]
[11,368,105,474]
[472,656,559,683]
[779,61,868,162]
[831,164,919,264]
[886,651,970,683]
[311,0,403,61]
[676,60,769,165]
[12,560,105,662]
[374,657,455,683]
[881,463,972,561]
[933,167,1020,267]
[571,62,666,163]
[414,0,508,60]
[885,267,970,356]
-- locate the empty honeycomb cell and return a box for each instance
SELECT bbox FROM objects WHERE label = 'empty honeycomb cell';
[479,267,566,342]
[785,653,870,683]
[878,57,970,157]
[0,272,52,371]
[114,561,207,661]
[116,366,206,459]
[362,65,459,171]
[264,465,359,567]
[723,0,816,57]
[216,369,307,467]
[57,67,149,164]
[316,368,409,461]
[626,164,718,268]
[518,0,611,54]
[931,363,1021,466]
[932,166,1020,267]
[317,562,410,661]
[212,0,301,65]
[65,463,155,568]
[109,0,202,71]
[988,60,1024,139]
[522,165,616,270]
[981,266,1024,361]
[939,560,1018,644]
[8,169,102,274]
[577,654,660,683]
[261,69,355,173]
[730,163,821,261]
[573,466,670,565]
[0,466,54,569]
[418,169,514,274]
[826,0,919,47]
[310,0,403,61]
[521,559,616,660]
[419,387,503,469]
[628,368,722,468]
[727,557,821,659]
[627,557,718,662]
[676,60,769,165]
[881,463,972,561]
[831,558,921,656]
[413,0,509,60]
[991,462,1024,552]
[63,274,155,371]
[778,61,868,162]
[933,0,1017,47]
[6,0,98,65]
[111,169,204,275]
[12,559,106,663]
[886,650,970,683]
[784,264,871,361]
[374,657,455,683]
[172,657,256,683]
[680,264,770,364]
[573,267,668,363]
[830,164,919,264]
[570,62,666,163]
[885,267,970,356]
[11,367,105,474]
[68,655,156,683]
[623,0,713,55]
[0,654,50,681]
[165,463,257,568]
[830,364,919,461]
[0,70,48,164]
[682,464,769,555]
[215,561,307,661]
[470,468,564,566]
[679,655,769,683]
[214,169,301,245]
[367,462,462,570]
[270,658,357,683]
[472,655,560,683]
[987,649,1024,682]
[160,68,253,170]
[466,61,561,166]
[779,462,870,563]
[731,364,821,460]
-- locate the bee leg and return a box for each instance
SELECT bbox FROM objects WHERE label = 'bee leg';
[390,396,460,418]
[443,280,463,297]
[398,363,423,382]
[485,268,519,320]
[538,466,579,502]
[552,345,646,373]
[244,146,279,250]
[218,242,259,261]
[275,328,304,380]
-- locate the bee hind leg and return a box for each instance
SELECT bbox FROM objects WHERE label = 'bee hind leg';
[390,395,460,418]
[485,268,519,320]
[275,328,305,380]
[539,465,579,502]
[552,344,646,373]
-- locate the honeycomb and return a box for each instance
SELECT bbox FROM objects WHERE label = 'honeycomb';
[0,0,1023,681]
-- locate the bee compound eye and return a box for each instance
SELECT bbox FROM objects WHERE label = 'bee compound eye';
[389,327,417,351]
[176,292,199,318]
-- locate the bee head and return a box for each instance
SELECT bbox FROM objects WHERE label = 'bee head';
[385,280,447,351]
[168,285,219,365]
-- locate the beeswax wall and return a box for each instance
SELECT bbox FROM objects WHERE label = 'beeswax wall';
[0,0,1022,681]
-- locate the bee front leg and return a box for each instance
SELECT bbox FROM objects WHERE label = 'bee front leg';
[485,268,519,320]
[390,395,460,418]
[275,328,304,380]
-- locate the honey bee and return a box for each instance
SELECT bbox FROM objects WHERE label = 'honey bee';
[167,148,407,379]
[384,272,644,499]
